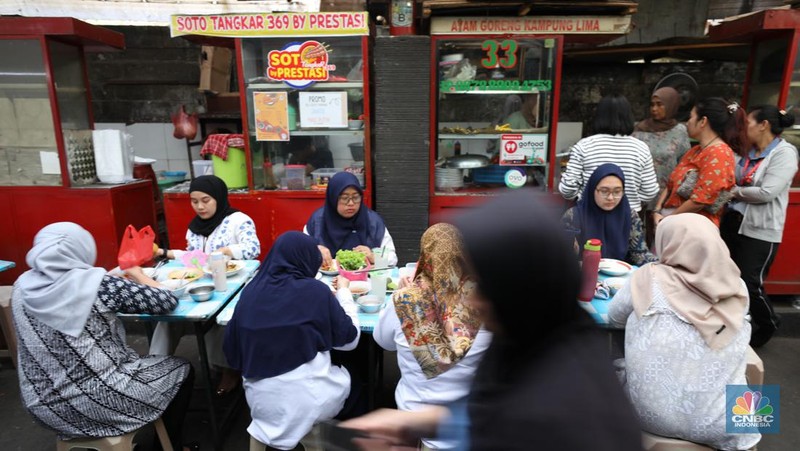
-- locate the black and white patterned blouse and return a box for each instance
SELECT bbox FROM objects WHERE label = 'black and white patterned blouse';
[13,275,190,439]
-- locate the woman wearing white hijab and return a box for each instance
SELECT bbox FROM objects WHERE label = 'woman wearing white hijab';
[608,214,760,450]
[13,222,194,450]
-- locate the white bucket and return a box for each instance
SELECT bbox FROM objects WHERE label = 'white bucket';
[192,160,214,177]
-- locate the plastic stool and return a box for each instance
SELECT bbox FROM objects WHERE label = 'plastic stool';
[56,417,172,451]
[642,431,714,450]
[0,286,17,368]
[746,346,765,385]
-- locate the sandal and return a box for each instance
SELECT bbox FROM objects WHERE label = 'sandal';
[215,368,241,397]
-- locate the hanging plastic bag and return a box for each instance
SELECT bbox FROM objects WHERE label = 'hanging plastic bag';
[171,105,199,140]
[118,225,156,270]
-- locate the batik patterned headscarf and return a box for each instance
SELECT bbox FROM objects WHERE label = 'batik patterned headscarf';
[392,223,481,379]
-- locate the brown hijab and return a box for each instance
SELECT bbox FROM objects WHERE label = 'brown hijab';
[634,86,680,133]
[630,214,747,350]
[392,223,481,379]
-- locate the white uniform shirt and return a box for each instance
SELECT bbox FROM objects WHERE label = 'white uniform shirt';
[374,305,492,449]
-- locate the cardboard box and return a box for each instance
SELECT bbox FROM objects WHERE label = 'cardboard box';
[199,46,232,93]
[205,92,241,113]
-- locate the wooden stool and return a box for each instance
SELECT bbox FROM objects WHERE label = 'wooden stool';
[0,286,17,368]
[746,346,765,385]
[642,431,714,450]
[56,418,172,451]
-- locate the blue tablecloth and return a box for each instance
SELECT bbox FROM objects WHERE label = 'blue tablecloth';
[0,260,15,272]
[578,267,638,327]
[217,267,401,332]
[118,259,260,322]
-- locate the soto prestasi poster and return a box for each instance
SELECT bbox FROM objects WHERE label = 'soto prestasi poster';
[268,40,334,89]
[253,92,290,141]
[170,12,369,37]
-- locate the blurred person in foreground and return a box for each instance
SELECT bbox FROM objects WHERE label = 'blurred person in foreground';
[608,213,759,450]
[342,190,642,451]
[373,223,492,450]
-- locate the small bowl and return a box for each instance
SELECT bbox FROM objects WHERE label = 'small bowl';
[159,279,189,298]
[349,280,372,300]
[357,294,383,313]
[188,284,215,302]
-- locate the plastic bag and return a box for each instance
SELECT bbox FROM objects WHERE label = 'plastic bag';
[118,225,156,270]
[171,105,198,140]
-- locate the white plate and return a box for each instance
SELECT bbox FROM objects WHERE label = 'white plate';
[315,272,322,280]
[204,260,245,278]
[598,259,633,277]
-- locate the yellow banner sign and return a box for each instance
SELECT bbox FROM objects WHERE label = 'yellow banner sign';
[431,16,632,35]
[170,12,369,38]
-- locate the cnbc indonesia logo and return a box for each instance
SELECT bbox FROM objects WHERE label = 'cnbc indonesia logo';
[728,388,779,433]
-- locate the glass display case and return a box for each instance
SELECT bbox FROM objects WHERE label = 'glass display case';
[240,35,369,191]
[431,36,561,196]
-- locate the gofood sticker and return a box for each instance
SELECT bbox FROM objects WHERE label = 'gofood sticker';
[500,134,548,166]
[267,40,336,89]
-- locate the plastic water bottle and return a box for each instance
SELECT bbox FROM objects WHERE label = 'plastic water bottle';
[578,239,602,302]
[210,252,227,292]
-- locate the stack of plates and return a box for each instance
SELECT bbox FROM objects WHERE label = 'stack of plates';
[435,168,464,189]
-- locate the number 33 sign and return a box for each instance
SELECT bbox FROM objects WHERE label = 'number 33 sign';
[481,39,518,69]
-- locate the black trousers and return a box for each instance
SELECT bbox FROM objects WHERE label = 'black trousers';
[721,211,781,347]
[157,364,195,451]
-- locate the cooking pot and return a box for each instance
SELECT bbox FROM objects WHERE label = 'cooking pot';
[444,154,490,169]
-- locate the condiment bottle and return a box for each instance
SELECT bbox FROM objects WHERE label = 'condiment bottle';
[210,251,227,292]
[578,239,602,302]
[454,140,462,156]
[263,162,277,190]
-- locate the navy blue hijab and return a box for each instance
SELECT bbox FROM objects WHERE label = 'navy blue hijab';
[223,231,358,379]
[575,164,631,261]
[307,172,386,253]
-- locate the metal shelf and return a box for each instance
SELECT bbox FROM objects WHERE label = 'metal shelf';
[247,82,363,89]
[249,129,364,137]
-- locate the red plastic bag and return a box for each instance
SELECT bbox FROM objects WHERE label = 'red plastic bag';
[171,105,198,140]
[118,225,156,270]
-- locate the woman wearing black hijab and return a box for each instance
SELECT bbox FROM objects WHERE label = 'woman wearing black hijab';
[342,190,642,450]
[157,175,261,261]
[304,172,397,268]
[152,175,261,396]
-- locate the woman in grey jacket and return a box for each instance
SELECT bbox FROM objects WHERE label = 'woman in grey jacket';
[721,105,798,347]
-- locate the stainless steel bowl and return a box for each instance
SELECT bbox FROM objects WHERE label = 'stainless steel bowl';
[444,154,490,169]
[188,285,214,302]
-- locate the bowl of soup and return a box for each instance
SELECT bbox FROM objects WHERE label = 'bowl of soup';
[357,294,383,313]
[349,281,371,299]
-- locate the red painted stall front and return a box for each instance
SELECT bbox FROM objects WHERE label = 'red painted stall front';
[710,9,800,294]
[164,12,372,256]
[0,18,156,285]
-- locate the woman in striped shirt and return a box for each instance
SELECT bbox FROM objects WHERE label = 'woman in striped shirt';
[559,94,660,212]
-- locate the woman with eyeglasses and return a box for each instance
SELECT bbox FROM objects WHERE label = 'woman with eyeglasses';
[562,164,657,265]
[304,172,397,269]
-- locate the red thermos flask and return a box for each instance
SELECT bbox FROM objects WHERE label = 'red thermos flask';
[578,239,602,302]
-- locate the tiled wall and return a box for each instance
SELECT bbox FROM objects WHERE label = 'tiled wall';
[95,123,200,174]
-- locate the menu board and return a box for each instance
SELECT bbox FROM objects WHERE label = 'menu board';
[253,92,290,141]
[298,91,347,128]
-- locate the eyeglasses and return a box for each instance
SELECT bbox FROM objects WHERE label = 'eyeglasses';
[338,194,362,205]
[596,188,624,199]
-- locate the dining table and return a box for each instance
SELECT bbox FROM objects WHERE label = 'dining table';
[578,265,639,327]
[0,260,15,273]
[118,259,260,451]
[217,266,400,410]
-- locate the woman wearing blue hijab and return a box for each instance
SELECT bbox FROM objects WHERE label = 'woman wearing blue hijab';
[305,172,397,268]
[562,163,657,265]
[223,231,361,449]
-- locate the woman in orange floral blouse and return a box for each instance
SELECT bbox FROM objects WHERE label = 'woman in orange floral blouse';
[653,98,747,227]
